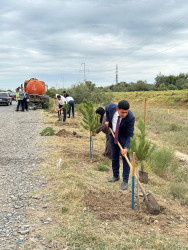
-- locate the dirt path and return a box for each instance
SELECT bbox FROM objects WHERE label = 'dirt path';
[0,108,45,249]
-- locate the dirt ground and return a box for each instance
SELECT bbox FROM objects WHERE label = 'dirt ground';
[22,109,188,249]
[84,190,188,240]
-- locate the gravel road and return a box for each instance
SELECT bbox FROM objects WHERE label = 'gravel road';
[0,102,15,115]
[0,104,44,249]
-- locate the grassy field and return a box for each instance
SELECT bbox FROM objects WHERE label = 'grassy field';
[24,91,188,249]
[111,89,188,108]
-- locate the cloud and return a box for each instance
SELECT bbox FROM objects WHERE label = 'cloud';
[1,0,188,89]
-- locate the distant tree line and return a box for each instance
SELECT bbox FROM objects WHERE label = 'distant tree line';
[46,81,113,105]
[46,73,188,104]
[101,72,188,92]
[154,72,188,90]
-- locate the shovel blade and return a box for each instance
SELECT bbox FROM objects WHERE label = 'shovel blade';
[145,193,160,215]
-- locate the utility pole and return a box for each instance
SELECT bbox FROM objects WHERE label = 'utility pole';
[81,62,86,82]
[116,64,118,84]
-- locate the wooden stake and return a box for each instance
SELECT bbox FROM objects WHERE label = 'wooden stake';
[144,98,147,124]
[137,167,141,211]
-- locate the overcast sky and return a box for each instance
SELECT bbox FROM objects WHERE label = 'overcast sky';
[1,0,188,90]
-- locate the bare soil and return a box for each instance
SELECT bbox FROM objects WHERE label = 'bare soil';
[84,190,188,240]
[55,128,82,138]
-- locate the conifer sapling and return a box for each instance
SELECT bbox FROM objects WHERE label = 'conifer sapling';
[79,99,100,158]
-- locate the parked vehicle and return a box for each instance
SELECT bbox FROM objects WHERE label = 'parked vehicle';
[9,92,16,101]
[0,92,12,106]
[24,78,49,109]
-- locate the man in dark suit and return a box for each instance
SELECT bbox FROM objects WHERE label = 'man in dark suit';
[105,100,135,190]
[63,91,69,98]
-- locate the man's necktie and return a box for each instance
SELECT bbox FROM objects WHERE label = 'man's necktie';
[114,116,120,144]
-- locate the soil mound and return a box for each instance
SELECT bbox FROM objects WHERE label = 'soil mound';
[55,129,72,137]
[55,129,82,138]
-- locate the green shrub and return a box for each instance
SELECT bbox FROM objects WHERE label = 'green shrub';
[149,148,174,177]
[40,127,55,136]
[63,103,70,112]
[62,207,69,214]
[97,165,110,172]
[43,102,53,109]
[170,183,188,205]
[67,81,113,105]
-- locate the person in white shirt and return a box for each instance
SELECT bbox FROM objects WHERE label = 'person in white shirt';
[56,94,67,122]
[66,96,75,118]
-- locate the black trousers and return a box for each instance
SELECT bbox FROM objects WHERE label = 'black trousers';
[20,100,24,111]
[110,134,130,182]
[58,104,66,121]
[17,100,24,111]
[23,98,28,110]
[16,100,21,111]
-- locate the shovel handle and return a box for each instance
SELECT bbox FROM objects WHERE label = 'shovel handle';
[109,127,147,195]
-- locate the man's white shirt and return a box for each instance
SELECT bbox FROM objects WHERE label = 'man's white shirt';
[56,94,67,105]
[66,96,74,102]
[112,111,122,133]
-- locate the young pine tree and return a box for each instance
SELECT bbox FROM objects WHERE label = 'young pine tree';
[79,99,100,158]
[129,118,156,183]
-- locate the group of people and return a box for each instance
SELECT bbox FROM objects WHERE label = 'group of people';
[56,93,135,191]
[56,91,75,122]
[15,87,29,112]
[94,100,135,191]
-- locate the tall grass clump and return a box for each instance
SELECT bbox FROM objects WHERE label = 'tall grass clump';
[169,123,181,131]
[149,147,174,177]
[170,183,188,205]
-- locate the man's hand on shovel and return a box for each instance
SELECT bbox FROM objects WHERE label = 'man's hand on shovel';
[121,148,128,156]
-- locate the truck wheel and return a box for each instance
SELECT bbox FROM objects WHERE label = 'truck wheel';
[42,103,48,109]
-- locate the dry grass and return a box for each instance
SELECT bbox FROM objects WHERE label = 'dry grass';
[23,105,188,249]
[111,89,188,108]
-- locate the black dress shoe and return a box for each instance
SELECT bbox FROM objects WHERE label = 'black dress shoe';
[108,176,120,182]
[120,181,128,190]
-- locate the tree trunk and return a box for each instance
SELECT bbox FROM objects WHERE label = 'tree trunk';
[139,161,148,184]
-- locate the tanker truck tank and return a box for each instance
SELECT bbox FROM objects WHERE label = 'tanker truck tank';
[24,78,49,109]
[25,79,45,95]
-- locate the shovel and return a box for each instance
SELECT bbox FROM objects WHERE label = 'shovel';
[109,127,160,215]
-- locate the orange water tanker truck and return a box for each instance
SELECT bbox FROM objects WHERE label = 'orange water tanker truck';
[24,78,49,109]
